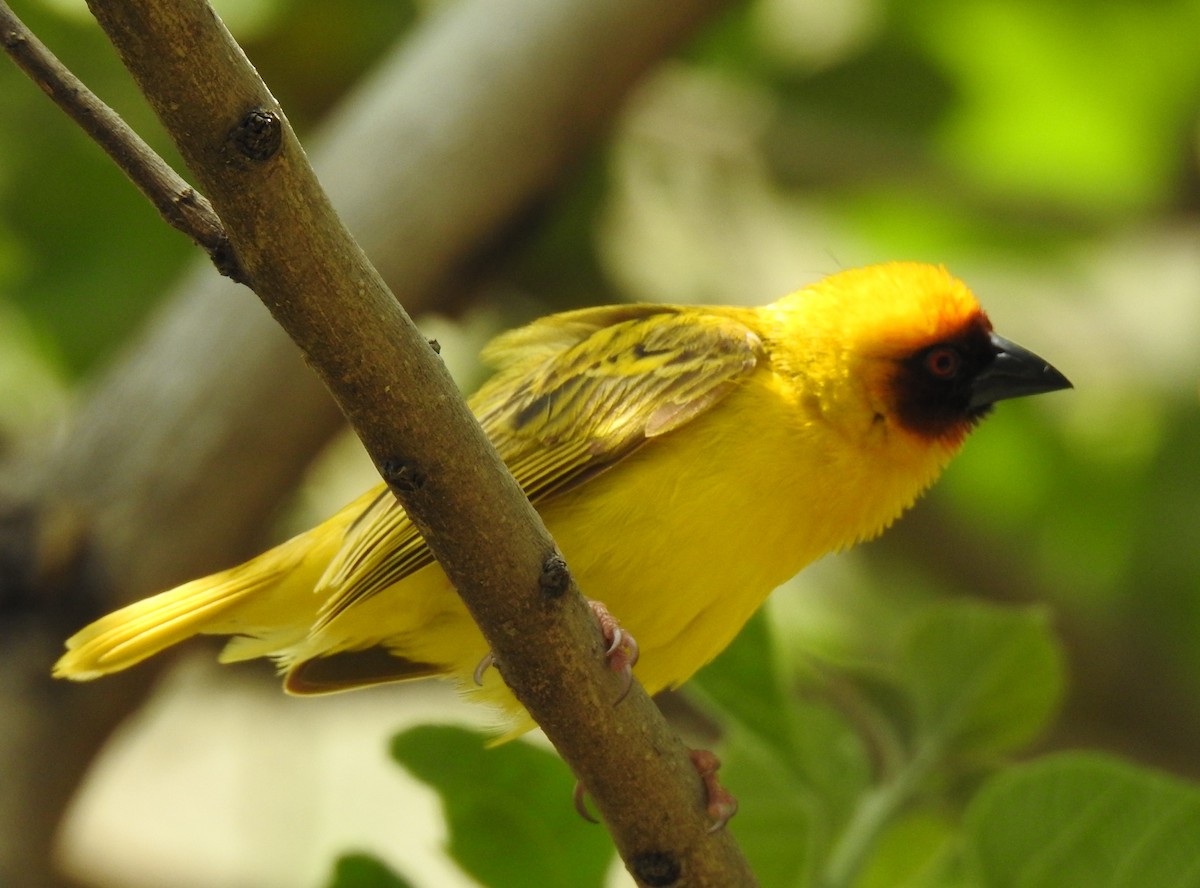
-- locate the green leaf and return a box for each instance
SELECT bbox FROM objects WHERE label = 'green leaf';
[325,853,414,888]
[855,810,963,888]
[694,614,871,886]
[697,613,871,806]
[900,601,1064,757]
[966,753,1200,888]
[390,725,612,888]
[715,707,828,888]
[694,612,801,759]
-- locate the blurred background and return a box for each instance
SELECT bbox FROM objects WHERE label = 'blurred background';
[1,0,1198,885]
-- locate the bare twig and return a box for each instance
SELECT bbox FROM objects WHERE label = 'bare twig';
[0,0,242,281]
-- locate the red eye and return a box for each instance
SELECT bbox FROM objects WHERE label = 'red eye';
[924,347,961,379]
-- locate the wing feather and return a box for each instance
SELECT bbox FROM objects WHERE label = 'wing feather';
[313,304,763,626]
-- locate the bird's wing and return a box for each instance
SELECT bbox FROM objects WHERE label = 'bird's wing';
[312,304,764,626]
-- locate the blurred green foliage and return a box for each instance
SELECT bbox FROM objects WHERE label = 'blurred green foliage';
[4,0,1199,884]
[326,853,416,888]
[0,3,186,376]
[391,727,613,887]
[388,605,1200,887]
[0,0,417,376]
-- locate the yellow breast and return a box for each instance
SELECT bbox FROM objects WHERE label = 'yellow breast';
[530,360,959,698]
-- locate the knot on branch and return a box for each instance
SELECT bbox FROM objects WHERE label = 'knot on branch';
[538,551,571,599]
[231,107,282,161]
[380,459,427,495]
[630,850,682,887]
[209,234,247,283]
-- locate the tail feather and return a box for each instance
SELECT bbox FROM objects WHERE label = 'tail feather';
[53,551,303,681]
[218,630,299,665]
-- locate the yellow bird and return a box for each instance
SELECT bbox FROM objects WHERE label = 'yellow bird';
[54,262,1070,738]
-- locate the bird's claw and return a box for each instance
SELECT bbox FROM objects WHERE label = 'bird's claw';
[689,748,738,831]
[572,749,738,831]
[588,599,639,703]
[473,600,639,705]
[573,781,599,824]
[472,651,494,686]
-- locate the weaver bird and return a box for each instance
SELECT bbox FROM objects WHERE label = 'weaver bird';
[55,262,1070,739]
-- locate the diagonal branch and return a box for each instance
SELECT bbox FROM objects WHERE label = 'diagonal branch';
[40,0,757,885]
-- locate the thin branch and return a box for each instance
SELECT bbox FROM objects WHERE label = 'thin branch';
[68,0,752,885]
[0,0,242,281]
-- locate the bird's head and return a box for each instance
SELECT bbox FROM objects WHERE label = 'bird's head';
[775,262,1072,447]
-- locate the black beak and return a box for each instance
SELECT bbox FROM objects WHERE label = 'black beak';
[968,333,1072,410]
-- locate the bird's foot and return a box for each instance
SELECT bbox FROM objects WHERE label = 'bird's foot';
[587,599,639,703]
[689,748,738,831]
[571,748,737,830]
[471,600,638,696]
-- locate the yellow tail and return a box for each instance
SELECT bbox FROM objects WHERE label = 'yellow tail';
[53,488,387,681]
[53,546,308,681]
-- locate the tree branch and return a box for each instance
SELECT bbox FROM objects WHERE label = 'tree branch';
[49,0,755,884]
[1,0,744,881]
[0,0,241,280]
